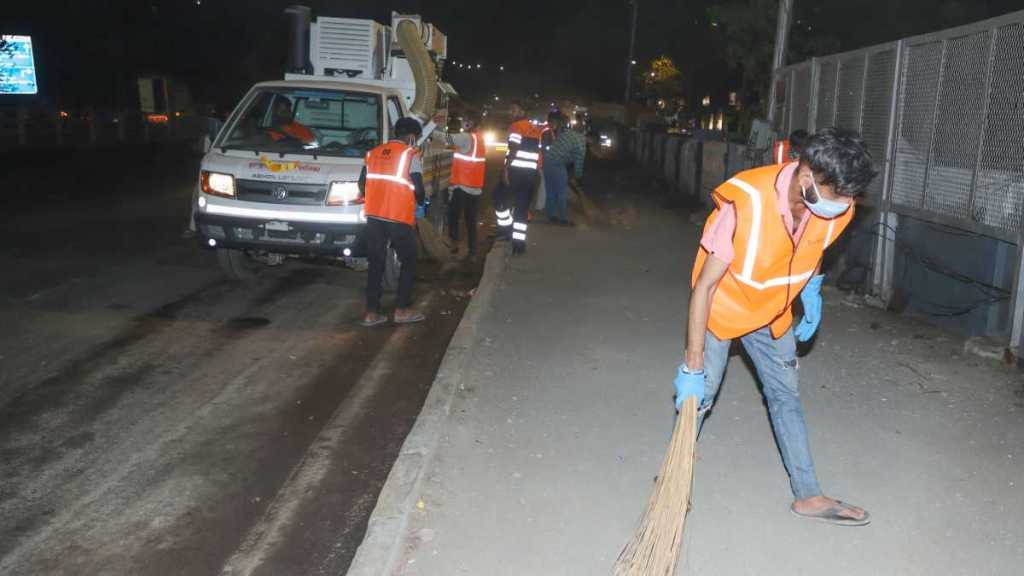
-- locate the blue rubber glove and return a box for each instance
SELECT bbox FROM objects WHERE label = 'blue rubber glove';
[415,204,426,220]
[794,274,824,342]
[673,363,706,411]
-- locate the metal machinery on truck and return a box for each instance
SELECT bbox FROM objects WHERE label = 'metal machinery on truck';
[194,7,454,282]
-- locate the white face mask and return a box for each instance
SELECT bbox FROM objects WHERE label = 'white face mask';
[801,179,851,219]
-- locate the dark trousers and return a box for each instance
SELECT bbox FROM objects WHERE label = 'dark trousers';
[508,168,535,248]
[447,187,480,252]
[493,179,512,239]
[365,217,417,312]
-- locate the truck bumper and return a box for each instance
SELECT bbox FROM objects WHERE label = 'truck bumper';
[195,212,365,257]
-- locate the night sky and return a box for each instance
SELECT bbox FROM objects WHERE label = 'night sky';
[3,0,1023,110]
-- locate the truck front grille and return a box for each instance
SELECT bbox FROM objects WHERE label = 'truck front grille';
[235,180,326,205]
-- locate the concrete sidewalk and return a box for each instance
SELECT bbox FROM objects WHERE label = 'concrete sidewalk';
[373,176,1024,575]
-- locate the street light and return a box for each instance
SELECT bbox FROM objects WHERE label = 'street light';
[631,60,637,65]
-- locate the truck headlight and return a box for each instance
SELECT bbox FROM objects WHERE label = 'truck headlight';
[201,171,235,197]
[327,181,362,206]
[483,130,497,144]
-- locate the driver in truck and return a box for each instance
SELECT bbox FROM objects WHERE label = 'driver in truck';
[268,98,316,145]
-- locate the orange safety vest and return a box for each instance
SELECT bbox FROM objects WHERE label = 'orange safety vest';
[364,141,418,226]
[270,122,316,144]
[692,163,855,340]
[773,139,791,164]
[507,119,543,171]
[451,132,486,188]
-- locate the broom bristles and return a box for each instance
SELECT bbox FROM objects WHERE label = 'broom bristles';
[612,396,699,576]
[416,218,452,262]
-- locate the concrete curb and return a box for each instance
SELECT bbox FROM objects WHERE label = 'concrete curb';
[346,243,507,575]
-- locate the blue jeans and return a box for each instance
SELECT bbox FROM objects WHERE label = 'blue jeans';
[543,163,569,221]
[699,326,822,500]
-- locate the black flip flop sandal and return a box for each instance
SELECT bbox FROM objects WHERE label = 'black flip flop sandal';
[790,500,871,527]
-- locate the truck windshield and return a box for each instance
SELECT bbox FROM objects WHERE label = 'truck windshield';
[219,88,382,158]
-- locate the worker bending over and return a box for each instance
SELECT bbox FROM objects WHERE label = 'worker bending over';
[543,112,587,226]
[676,128,877,526]
[358,117,427,327]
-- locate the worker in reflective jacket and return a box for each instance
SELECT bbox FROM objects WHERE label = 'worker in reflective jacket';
[268,98,316,144]
[772,129,810,164]
[357,117,427,327]
[446,117,487,258]
[677,128,877,526]
[501,102,544,255]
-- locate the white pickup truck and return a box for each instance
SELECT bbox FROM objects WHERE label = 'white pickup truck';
[194,10,453,282]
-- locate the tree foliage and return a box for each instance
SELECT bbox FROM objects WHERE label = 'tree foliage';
[642,55,684,102]
[706,0,776,110]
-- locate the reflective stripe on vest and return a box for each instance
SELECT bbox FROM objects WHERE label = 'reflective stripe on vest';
[451,132,486,188]
[774,140,790,164]
[692,163,854,340]
[365,142,417,225]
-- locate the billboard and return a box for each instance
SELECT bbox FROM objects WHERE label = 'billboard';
[1,35,38,95]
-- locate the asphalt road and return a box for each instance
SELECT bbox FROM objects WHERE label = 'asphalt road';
[0,145,491,575]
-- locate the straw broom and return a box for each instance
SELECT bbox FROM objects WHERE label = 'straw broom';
[416,216,452,262]
[568,180,602,223]
[612,396,699,576]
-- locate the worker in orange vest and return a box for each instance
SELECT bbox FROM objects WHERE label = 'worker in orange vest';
[772,129,810,164]
[677,128,877,526]
[357,117,427,327]
[268,98,316,144]
[446,116,487,258]
[501,102,544,254]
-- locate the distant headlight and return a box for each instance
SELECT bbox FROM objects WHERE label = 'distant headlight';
[483,130,497,144]
[600,135,613,148]
[201,171,235,197]
[327,181,362,206]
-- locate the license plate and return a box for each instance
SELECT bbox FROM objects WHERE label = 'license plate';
[265,221,290,232]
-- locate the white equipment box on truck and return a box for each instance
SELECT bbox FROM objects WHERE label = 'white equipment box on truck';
[193,7,453,282]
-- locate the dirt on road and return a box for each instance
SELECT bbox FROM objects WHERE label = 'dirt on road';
[0,146,491,575]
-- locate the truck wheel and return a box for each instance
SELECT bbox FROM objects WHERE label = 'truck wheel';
[382,246,400,292]
[217,248,263,281]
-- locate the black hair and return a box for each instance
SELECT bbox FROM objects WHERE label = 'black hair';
[394,117,422,140]
[789,129,810,153]
[799,128,877,197]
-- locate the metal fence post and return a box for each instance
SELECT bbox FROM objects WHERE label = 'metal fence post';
[1011,230,1024,366]
[919,39,948,210]
[808,57,819,132]
[967,29,998,220]
[873,39,905,302]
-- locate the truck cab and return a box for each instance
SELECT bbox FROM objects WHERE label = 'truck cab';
[193,11,452,280]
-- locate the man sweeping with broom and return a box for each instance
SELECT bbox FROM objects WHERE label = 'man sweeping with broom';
[615,129,876,575]
[680,128,876,526]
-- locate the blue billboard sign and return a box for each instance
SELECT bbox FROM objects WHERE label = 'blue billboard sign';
[1,35,38,95]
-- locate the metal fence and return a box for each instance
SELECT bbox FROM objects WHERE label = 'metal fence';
[774,10,1024,241]
[773,9,1024,357]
